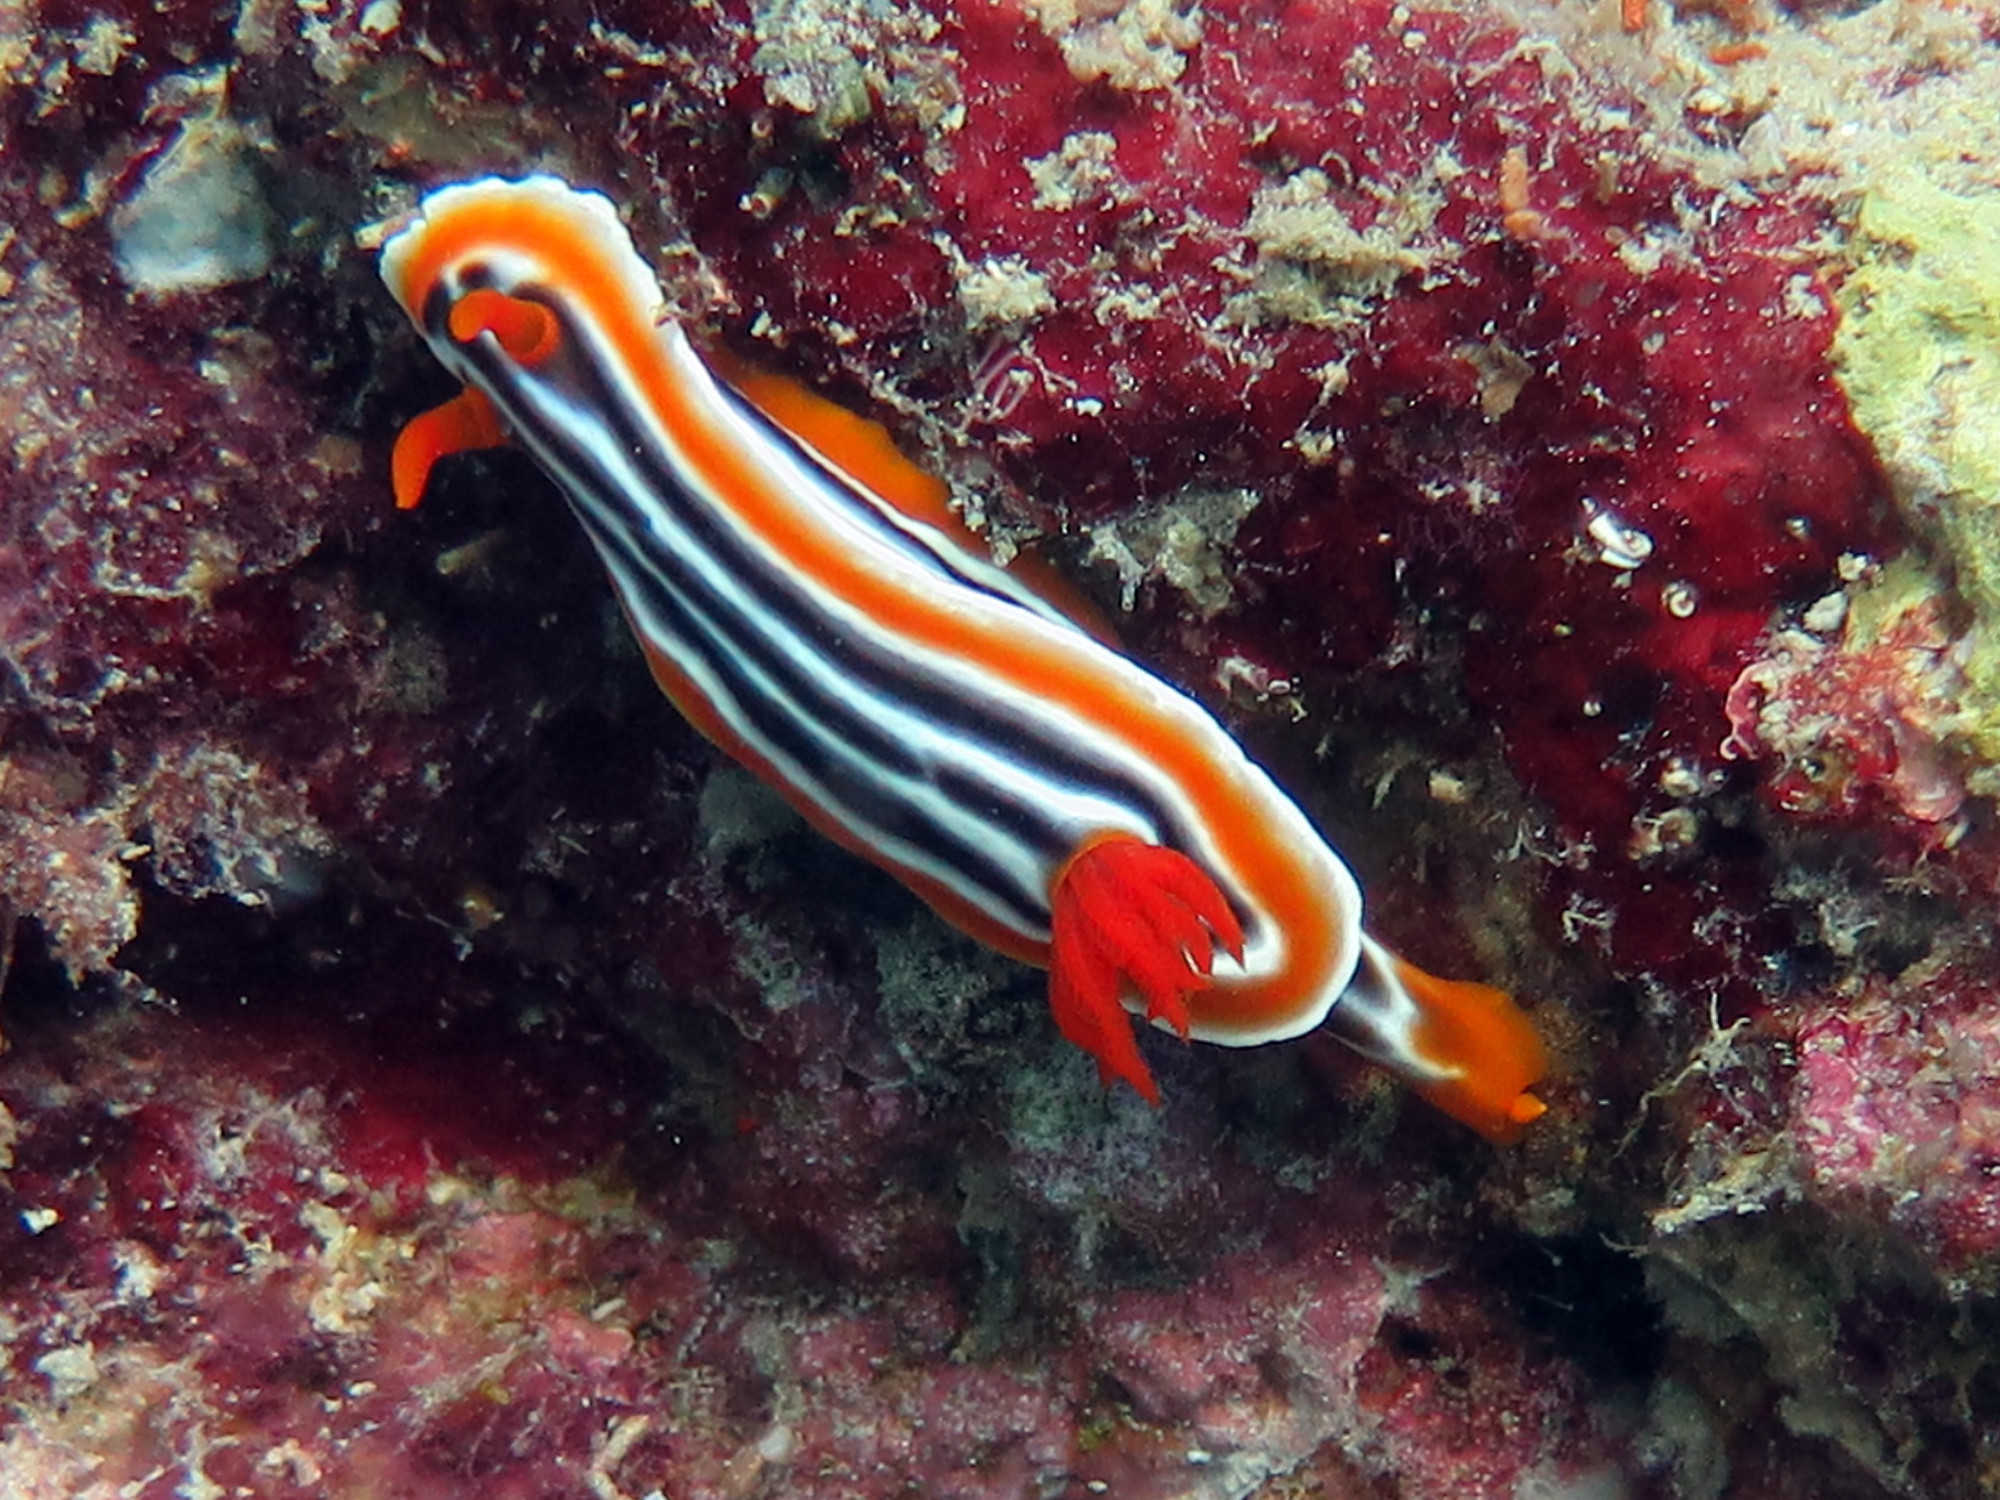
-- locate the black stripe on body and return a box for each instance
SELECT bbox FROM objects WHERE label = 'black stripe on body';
[441,300,1212,936]
[711,381,1083,635]
[513,322,1200,836]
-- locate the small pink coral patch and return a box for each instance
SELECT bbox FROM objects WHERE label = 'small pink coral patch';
[1793,980,2000,1284]
[1722,592,1965,827]
[543,1304,636,1376]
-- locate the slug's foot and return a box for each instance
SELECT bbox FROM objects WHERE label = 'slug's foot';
[1048,835,1245,1104]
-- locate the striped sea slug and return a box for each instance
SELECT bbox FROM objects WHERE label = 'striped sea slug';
[379,175,1547,1141]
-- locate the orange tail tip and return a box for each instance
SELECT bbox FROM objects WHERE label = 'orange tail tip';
[1048,835,1246,1104]
[1392,954,1548,1144]
[391,385,507,510]
[1331,935,1547,1143]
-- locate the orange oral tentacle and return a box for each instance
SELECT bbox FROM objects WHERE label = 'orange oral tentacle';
[391,385,507,510]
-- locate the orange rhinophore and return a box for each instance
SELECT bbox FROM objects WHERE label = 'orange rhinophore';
[379,176,1550,1140]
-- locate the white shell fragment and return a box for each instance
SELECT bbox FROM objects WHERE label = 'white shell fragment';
[1581,497,1654,570]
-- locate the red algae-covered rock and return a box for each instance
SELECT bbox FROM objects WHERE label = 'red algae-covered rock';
[8,0,2000,1496]
[0,988,666,1499]
[1793,973,2000,1288]
[648,0,1900,1021]
[0,968,1634,1499]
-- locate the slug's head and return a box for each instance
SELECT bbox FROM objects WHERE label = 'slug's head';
[378,176,664,509]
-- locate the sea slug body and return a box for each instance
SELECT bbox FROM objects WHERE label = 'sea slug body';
[379,176,1547,1141]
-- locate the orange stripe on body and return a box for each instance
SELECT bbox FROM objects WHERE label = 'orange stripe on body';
[709,349,1119,646]
[637,637,1041,967]
[393,185,1348,1041]
[654,344,1346,1039]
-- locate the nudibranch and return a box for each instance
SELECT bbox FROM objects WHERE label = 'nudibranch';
[379,176,1548,1141]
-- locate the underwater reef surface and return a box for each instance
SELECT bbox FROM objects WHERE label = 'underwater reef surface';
[4,0,2000,1494]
